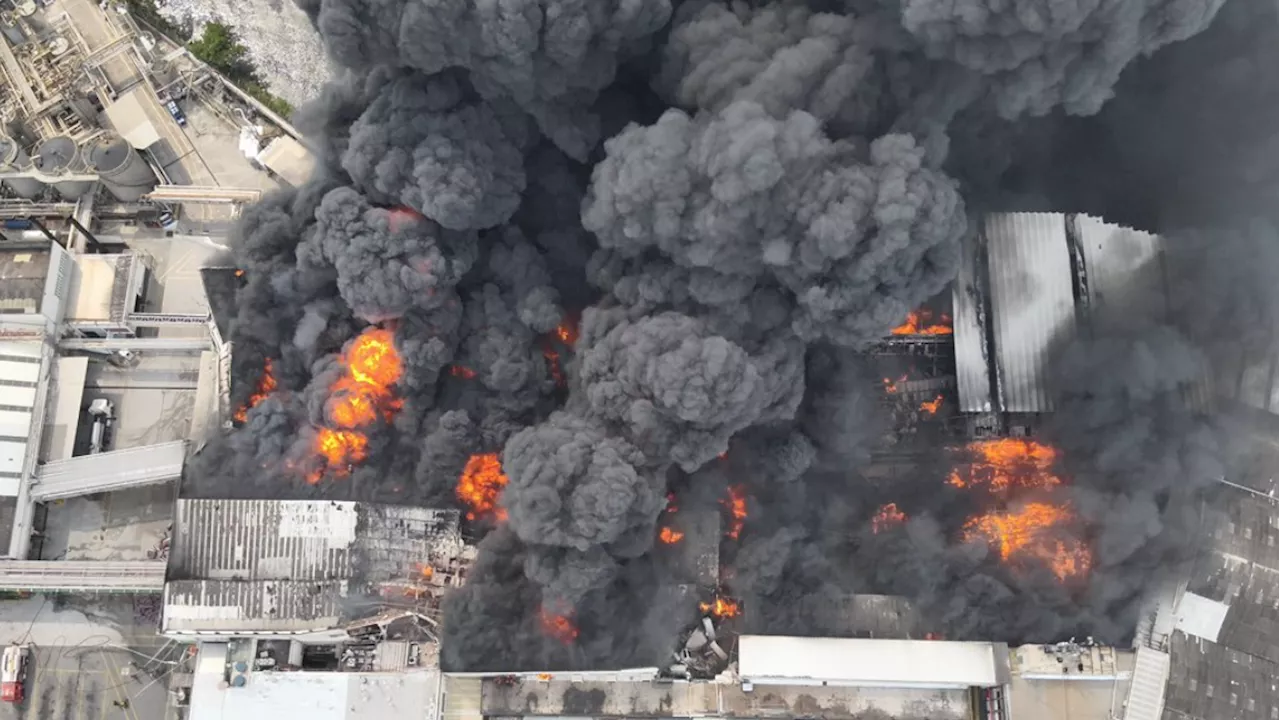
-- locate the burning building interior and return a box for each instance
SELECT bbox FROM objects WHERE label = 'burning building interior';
[172,0,1275,717]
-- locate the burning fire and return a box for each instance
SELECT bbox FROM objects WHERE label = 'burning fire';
[457,453,510,522]
[555,320,578,346]
[882,374,907,393]
[306,327,403,483]
[700,596,740,619]
[947,438,1062,492]
[234,268,245,278]
[233,358,277,423]
[871,502,906,534]
[538,606,579,644]
[659,526,684,544]
[962,502,1092,580]
[919,395,944,415]
[449,365,477,380]
[890,309,953,335]
[723,485,748,540]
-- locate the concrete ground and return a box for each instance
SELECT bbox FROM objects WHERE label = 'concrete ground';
[0,596,182,720]
[37,484,173,562]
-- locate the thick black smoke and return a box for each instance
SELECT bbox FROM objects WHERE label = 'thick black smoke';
[187,0,1270,670]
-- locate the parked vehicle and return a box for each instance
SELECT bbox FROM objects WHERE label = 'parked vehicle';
[163,98,187,127]
[88,398,115,455]
[1,644,30,703]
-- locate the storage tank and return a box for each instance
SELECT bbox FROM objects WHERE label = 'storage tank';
[33,135,92,199]
[0,135,43,199]
[84,134,157,202]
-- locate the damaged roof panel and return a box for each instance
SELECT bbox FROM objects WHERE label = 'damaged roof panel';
[952,231,993,413]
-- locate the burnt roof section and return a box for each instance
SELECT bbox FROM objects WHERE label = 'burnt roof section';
[199,267,240,342]
[164,499,465,633]
[0,245,51,315]
[1162,630,1278,720]
[669,509,720,588]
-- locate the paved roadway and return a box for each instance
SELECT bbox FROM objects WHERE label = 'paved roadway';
[0,642,176,720]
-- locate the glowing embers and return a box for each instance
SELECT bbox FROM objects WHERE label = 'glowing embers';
[457,453,509,522]
[890,308,953,335]
[700,596,740,619]
[538,605,579,645]
[449,365,477,380]
[308,327,403,483]
[722,485,748,540]
[919,395,944,415]
[871,502,907,534]
[233,358,277,423]
[961,502,1092,581]
[659,526,685,544]
[947,438,1063,492]
[542,315,580,389]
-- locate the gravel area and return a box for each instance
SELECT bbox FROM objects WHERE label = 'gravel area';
[156,0,332,108]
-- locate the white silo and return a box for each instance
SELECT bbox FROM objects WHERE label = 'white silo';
[0,135,44,198]
[84,134,157,202]
[33,135,92,199]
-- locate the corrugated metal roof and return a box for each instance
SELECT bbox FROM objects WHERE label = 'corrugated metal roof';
[984,213,1077,413]
[952,232,993,413]
[1075,215,1167,327]
[1122,646,1171,720]
[165,500,463,633]
[164,579,347,633]
[1173,591,1230,643]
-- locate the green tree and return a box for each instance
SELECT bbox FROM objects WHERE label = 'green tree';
[188,22,255,82]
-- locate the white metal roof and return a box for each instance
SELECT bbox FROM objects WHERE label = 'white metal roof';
[104,89,162,149]
[1173,591,1230,643]
[0,340,43,497]
[737,636,1001,688]
[45,356,88,462]
[984,213,1077,413]
[257,136,316,187]
[1075,215,1166,326]
[189,642,441,720]
[66,255,119,321]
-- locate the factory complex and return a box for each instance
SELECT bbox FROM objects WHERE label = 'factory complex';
[0,1,1271,719]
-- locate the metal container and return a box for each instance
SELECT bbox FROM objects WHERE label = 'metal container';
[34,135,92,199]
[84,134,157,202]
[0,135,44,198]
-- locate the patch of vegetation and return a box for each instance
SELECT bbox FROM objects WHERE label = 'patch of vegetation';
[122,0,190,41]
[187,22,295,118]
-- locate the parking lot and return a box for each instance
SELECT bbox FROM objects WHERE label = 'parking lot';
[0,642,175,720]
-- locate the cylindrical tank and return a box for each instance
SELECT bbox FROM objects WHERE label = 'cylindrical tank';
[0,135,44,199]
[84,134,157,202]
[33,135,91,199]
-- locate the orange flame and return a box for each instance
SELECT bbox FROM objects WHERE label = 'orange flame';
[700,596,740,618]
[659,527,684,544]
[418,564,434,578]
[882,374,908,394]
[457,453,510,522]
[233,358,277,423]
[536,673,553,681]
[556,321,578,346]
[871,502,907,534]
[539,606,579,644]
[962,502,1092,580]
[307,327,402,483]
[947,438,1062,492]
[234,269,245,278]
[449,365,477,380]
[890,309,953,336]
[723,485,748,540]
[920,395,944,415]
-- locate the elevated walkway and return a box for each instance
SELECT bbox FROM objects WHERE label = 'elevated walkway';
[31,440,187,501]
[0,560,165,592]
[58,336,210,352]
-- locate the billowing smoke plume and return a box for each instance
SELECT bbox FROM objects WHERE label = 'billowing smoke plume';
[188,0,1270,671]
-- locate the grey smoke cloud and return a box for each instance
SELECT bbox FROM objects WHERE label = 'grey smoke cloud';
[189,0,1257,671]
[583,101,967,347]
